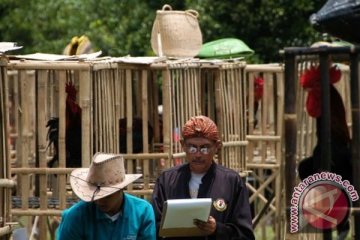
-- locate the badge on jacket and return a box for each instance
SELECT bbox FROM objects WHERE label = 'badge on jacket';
[213,198,227,212]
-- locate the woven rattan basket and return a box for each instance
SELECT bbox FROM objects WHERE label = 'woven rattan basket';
[151,4,203,58]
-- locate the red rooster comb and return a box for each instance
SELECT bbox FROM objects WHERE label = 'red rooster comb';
[254,76,264,101]
[66,81,77,102]
[65,81,81,115]
[300,65,341,118]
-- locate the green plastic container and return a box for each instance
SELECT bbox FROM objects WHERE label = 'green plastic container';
[197,38,254,59]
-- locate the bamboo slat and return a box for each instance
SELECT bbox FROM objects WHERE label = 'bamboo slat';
[57,70,66,209]
[37,70,49,238]
[141,69,150,188]
[125,69,134,191]
[8,60,91,71]
[1,56,15,237]
[162,68,171,169]
[12,209,63,216]
[0,225,14,236]
[79,70,91,167]
[18,70,31,207]
[0,179,16,188]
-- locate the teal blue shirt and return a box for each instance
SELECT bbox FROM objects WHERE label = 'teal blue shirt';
[57,193,156,240]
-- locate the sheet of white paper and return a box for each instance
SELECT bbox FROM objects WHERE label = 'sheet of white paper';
[13,51,103,61]
[14,53,73,61]
[0,42,23,53]
[112,56,166,64]
[162,198,212,229]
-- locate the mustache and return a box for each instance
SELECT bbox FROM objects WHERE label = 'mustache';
[190,158,204,163]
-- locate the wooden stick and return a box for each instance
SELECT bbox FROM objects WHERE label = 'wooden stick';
[58,71,66,209]
[162,68,171,169]
[245,64,283,72]
[141,69,150,188]
[249,169,279,202]
[0,179,16,188]
[8,61,92,71]
[37,69,48,239]
[11,168,75,174]
[0,225,14,236]
[12,209,63,216]
[79,69,91,167]
[125,69,133,179]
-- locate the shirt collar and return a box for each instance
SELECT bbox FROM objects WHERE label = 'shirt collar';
[95,193,128,220]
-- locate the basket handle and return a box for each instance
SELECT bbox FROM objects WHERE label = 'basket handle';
[162,4,172,11]
[185,9,199,18]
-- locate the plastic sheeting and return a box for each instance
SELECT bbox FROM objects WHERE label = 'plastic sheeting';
[310,0,360,43]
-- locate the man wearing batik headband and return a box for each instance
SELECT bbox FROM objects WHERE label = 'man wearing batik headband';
[151,115,254,240]
[57,152,156,240]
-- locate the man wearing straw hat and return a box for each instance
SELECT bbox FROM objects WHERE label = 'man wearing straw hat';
[151,115,254,240]
[57,152,156,239]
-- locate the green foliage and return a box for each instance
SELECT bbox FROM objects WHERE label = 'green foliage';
[0,0,327,62]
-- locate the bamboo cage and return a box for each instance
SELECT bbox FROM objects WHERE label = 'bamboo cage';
[284,46,360,240]
[290,59,353,240]
[0,55,18,238]
[4,56,283,239]
[5,59,131,239]
[295,61,352,165]
[200,62,248,173]
[244,63,285,239]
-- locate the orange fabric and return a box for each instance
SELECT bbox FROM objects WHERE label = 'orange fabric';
[182,115,220,141]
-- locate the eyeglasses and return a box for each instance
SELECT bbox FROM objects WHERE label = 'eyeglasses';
[185,145,212,155]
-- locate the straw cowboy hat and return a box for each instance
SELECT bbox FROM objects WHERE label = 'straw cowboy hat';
[70,152,142,202]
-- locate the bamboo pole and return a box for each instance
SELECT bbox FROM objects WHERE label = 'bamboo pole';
[246,163,281,169]
[1,56,12,238]
[0,226,14,236]
[114,66,120,154]
[247,71,256,166]
[110,69,117,153]
[214,68,222,165]
[4,65,11,230]
[125,69,133,178]
[350,52,360,239]
[246,183,276,212]
[98,71,103,152]
[284,51,298,232]
[12,71,20,168]
[18,70,30,209]
[57,70,67,209]
[8,61,91,71]
[141,69,150,188]
[249,169,279,202]
[162,68,171,169]
[0,179,16,188]
[245,64,283,72]
[275,71,285,238]
[79,69,91,167]
[37,70,49,239]
[12,209,63,216]
[11,168,74,174]
[105,70,111,152]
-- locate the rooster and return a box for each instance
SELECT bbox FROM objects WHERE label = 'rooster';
[253,75,264,128]
[298,65,352,239]
[47,81,82,168]
[247,75,264,131]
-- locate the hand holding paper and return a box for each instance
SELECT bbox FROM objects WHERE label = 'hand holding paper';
[159,198,212,237]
